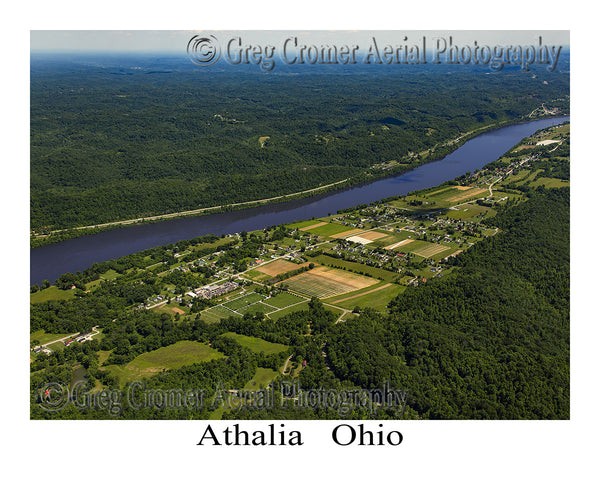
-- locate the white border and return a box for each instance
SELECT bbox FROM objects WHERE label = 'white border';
[5,1,595,478]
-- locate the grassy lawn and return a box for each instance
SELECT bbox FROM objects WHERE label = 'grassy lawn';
[323,304,346,318]
[198,305,241,323]
[306,222,355,237]
[96,350,112,366]
[266,301,310,320]
[529,177,570,188]
[236,302,278,316]
[221,332,288,355]
[100,269,121,280]
[241,269,271,282]
[444,204,490,220]
[244,367,279,390]
[101,341,225,386]
[154,303,189,317]
[30,286,76,304]
[288,219,324,229]
[30,330,76,346]
[325,281,405,311]
[221,292,265,310]
[262,292,306,309]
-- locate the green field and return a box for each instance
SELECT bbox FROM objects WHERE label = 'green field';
[281,268,377,299]
[326,281,405,311]
[364,229,413,248]
[304,222,355,237]
[288,219,324,229]
[30,330,76,346]
[244,368,279,390]
[313,254,398,282]
[262,292,307,309]
[237,302,278,315]
[221,292,265,310]
[199,305,241,323]
[101,341,225,386]
[241,269,271,281]
[267,301,310,320]
[529,177,570,188]
[30,286,76,304]
[221,332,289,355]
[444,204,491,220]
[100,269,121,280]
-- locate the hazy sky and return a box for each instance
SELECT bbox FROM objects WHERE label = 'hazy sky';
[31,30,569,53]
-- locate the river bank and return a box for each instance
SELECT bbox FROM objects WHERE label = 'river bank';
[30,115,569,285]
[30,113,564,248]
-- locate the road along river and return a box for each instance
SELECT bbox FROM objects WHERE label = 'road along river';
[30,116,569,285]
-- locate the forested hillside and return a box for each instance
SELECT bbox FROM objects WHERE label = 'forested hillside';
[326,188,569,418]
[31,56,569,231]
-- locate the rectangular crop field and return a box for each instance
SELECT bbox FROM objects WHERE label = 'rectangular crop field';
[299,221,328,231]
[303,222,355,237]
[313,254,398,282]
[385,238,414,250]
[255,259,305,276]
[354,231,389,241]
[279,266,377,298]
[445,187,488,203]
[289,219,325,229]
[329,228,365,238]
[241,269,271,282]
[328,283,406,311]
[412,243,451,258]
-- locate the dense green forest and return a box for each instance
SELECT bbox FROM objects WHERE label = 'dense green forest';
[31,56,569,231]
[325,188,569,418]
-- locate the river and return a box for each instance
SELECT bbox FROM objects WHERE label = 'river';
[30,116,569,285]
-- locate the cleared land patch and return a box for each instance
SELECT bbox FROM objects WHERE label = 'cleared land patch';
[304,223,355,237]
[330,228,365,238]
[237,302,278,315]
[355,231,389,241]
[262,292,306,309]
[255,259,307,276]
[328,283,406,311]
[221,332,288,355]
[102,341,225,385]
[412,243,451,258]
[199,305,241,323]
[346,235,373,245]
[280,266,377,298]
[385,238,414,250]
[313,254,398,282]
[300,221,328,231]
[331,283,392,304]
[221,292,264,310]
[445,187,488,203]
[244,368,279,390]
